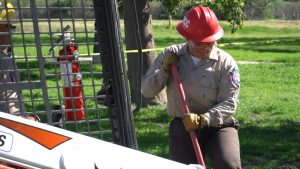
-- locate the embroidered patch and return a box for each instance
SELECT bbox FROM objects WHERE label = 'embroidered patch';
[182,16,190,29]
[229,67,240,88]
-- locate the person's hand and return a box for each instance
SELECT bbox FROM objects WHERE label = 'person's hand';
[24,113,41,122]
[162,51,180,73]
[182,113,207,131]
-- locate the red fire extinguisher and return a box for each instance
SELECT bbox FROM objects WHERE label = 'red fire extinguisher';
[49,25,85,121]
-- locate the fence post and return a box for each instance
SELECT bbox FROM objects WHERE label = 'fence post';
[93,0,138,149]
[30,0,52,122]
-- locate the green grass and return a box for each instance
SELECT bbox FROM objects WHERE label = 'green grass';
[134,20,300,169]
[237,63,300,168]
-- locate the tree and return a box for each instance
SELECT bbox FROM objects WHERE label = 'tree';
[162,0,246,33]
[161,0,183,28]
[123,0,167,107]
[244,0,275,19]
[204,0,245,33]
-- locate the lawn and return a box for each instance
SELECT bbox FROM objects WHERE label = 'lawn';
[134,20,300,169]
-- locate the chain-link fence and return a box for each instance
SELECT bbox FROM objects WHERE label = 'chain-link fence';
[0,0,137,148]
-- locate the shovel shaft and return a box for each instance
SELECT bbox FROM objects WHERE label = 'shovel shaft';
[171,65,206,168]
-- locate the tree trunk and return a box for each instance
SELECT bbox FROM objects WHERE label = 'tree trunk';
[168,14,173,29]
[124,0,166,107]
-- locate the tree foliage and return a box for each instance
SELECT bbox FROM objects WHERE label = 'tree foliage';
[161,0,184,16]
[118,0,246,33]
[207,0,246,33]
[160,0,245,33]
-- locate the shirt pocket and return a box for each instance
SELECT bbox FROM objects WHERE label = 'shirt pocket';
[198,71,218,89]
[195,71,218,104]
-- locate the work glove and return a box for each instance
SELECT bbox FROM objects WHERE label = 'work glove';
[162,51,180,73]
[182,113,207,131]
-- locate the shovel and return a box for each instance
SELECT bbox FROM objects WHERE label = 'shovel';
[171,65,206,168]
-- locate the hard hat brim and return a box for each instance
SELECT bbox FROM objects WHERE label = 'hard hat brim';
[0,3,15,20]
[176,21,224,43]
[10,24,16,29]
[0,23,16,29]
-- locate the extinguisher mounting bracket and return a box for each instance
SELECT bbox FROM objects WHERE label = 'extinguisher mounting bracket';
[48,25,72,56]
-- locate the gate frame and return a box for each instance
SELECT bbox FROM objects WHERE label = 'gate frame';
[93,0,138,149]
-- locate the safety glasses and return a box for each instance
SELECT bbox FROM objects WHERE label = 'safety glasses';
[188,41,216,49]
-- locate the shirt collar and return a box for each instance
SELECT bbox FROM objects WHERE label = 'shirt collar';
[209,48,219,61]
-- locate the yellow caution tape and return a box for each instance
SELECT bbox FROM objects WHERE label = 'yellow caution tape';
[124,48,164,53]
[123,39,283,54]
[78,48,164,56]
[79,39,294,56]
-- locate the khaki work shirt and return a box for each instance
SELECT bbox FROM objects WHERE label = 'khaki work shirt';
[141,44,240,127]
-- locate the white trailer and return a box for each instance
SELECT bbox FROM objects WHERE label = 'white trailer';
[0,113,203,169]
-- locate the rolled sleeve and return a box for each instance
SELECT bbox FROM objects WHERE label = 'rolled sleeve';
[141,52,169,98]
[141,44,184,98]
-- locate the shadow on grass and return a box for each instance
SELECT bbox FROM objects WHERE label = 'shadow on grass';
[135,108,300,168]
[12,35,94,45]
[16,59,103,82]
[134,106,171,158]
[136,122,169,158]
[154,36,300,56]
[154,37,185,47]
[239,120,300,168]
[220,37,300,53]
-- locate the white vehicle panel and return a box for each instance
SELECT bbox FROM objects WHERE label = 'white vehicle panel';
[0,112,203,169]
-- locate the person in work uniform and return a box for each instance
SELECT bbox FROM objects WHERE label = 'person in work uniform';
[0,2,39,121]
[141,6,241,169]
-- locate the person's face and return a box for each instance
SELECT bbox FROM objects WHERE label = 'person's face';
[187,40,216,59]
[0,24,12,50]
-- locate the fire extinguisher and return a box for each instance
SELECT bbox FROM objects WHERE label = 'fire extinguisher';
[48,25,85,121]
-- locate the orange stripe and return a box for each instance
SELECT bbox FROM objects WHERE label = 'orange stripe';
[0,117,71,150]
[0,161,28,169]
[0,164,15,169]
[0,164,14,169]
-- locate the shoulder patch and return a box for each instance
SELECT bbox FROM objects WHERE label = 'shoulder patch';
[229,67,240,88]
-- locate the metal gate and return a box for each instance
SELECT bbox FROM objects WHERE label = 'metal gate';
[0,0,137,149]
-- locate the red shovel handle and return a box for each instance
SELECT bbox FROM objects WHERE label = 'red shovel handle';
[171,65,206,168]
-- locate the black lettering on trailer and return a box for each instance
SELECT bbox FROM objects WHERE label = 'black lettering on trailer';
[0,135,6,146]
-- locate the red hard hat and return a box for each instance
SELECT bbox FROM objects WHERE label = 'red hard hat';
[176,6,224,42]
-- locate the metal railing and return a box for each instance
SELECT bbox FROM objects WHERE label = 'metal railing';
[0,0,137,148]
